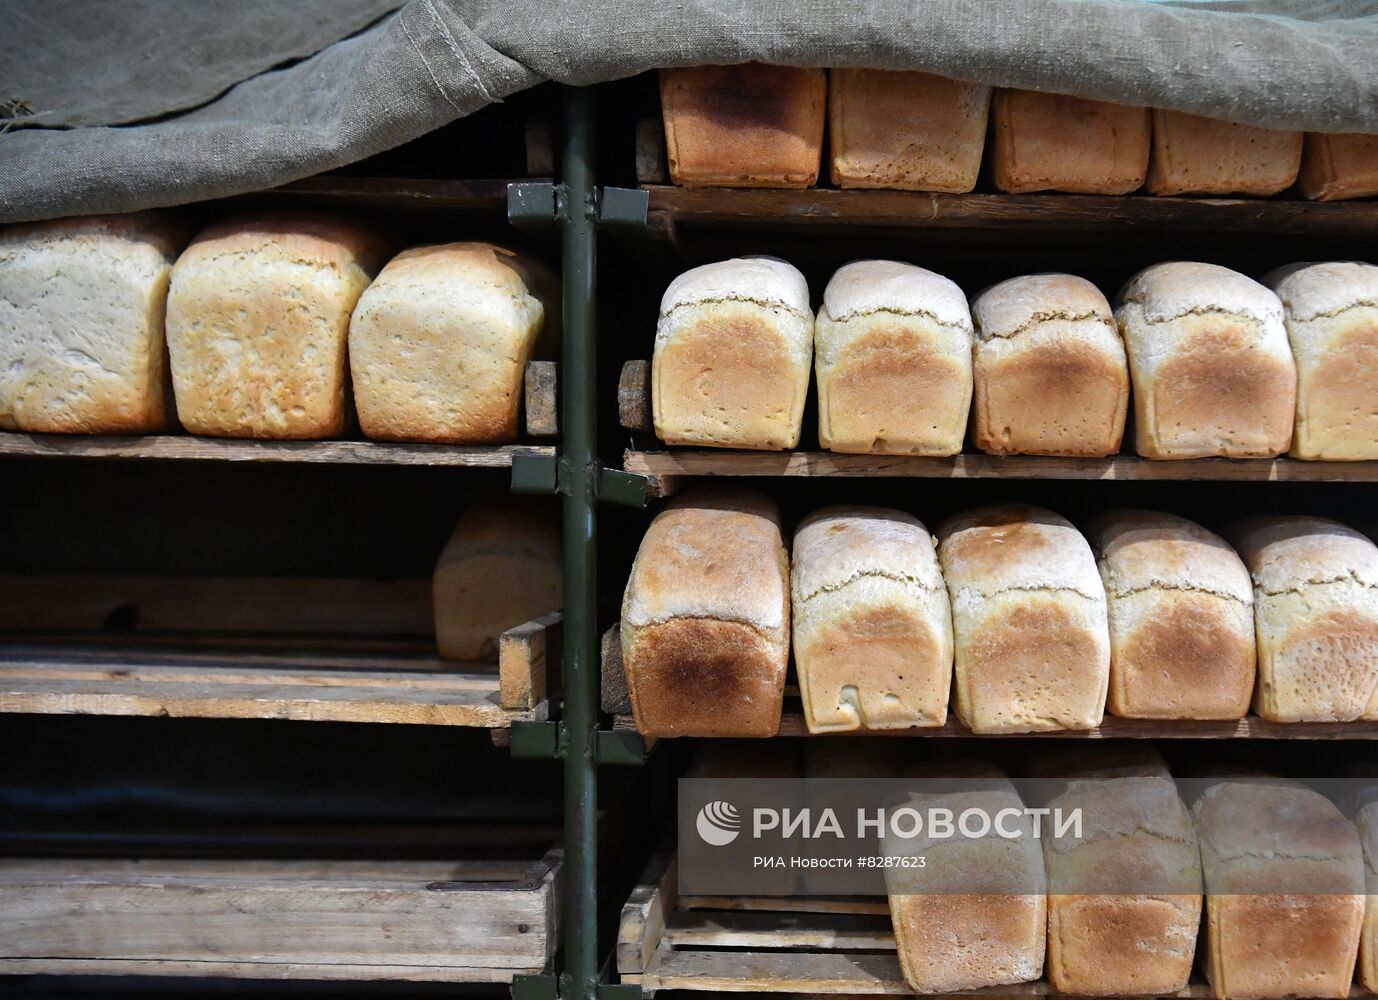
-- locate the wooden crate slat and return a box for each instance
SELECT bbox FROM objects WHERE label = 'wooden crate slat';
[665,910,894,951]
[640,948,908,995]
[677,895,890,916]
[0,960,545,984]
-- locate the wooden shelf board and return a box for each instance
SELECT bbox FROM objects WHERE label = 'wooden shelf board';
[623,449,1378,494]
[0,433,553,467]
[0,959,545,984]
[257,176,517,210]
[642,185,1378,235]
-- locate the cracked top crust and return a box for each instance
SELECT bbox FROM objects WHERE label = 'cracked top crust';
[820,260,971,329]
[1233,516,1378,594]
[971,273,1113,341]
[659,256,811,318]
[1266,261,1378,322]
[1091,509,1252,602]
[1118,261,1283,327]
[791,505,943,601]
[937,504,1103,599]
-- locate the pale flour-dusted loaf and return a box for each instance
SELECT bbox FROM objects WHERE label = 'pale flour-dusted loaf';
[1092,510,1255,719]
[1147,110,1303,196]
[937,505,1110,734]
[828,70,989,192]
[990,90,1150,194]
[971,274,1128,456]
[1235,517,1378,722]
[1039,750,1202,995]
[165,213,387,439]
[884,762,1046,992]
[1299,133,1378,201]
[0,213,184,433]
[349,243,556,444]
[433,498,561,661]
[621,490,789,737]
[1193,778,1364,999]
[660,65,825,188]
[791,506,952,733]
[1116,262,1297,459]
[814,260,972,456]
[1268,262,1378,460]
[652,257,813,450]
[1354,798,1378,991]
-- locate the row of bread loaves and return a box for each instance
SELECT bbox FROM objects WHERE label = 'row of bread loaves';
[619,491,1378,737]
[661,65,1378,200]
[652,257,1378,461]
[0,212,556,442]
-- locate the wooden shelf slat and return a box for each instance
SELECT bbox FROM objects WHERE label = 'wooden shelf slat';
[643,185,1378,235]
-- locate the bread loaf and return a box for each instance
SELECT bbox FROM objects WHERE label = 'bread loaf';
[621,490,789,737]
[990,90,1150,194]
[791,506,952,732]
[885,762,1046,992]
[1268,262,1378,460]
[971,274,1128,456]
[1092,510,1255,719]
[815,261,972,456]
[1116,262,1296,459]
[166,213,387,439]
[828,70,988,192]
[433,499,561,661]
[0,213,184,433]
[937,505,1109,734]
[660,65,825,188]
[1354,797,1378,991]
[1235,517,1378,722]
[1039,750,1201,995]
[349,243,556,444]
[652,258,813,450]
[1193,777,1364,999]
[1147,111,1302,196]
[1299,133,1378,201]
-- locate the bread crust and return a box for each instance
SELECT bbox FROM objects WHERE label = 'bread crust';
[660,65,825,188]
[349,243,555,444]
[971,274,1127,456]
[1299,133,1378,201]
[1148,110,1303,196]
[621,490,789,737]
[829,70,989,192]
[1117,262,1296,459]
[0,212,185,433]
[1355,801,1378,991]
[990,90,1149,195]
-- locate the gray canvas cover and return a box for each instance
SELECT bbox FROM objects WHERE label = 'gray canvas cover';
[2,0,1377,223]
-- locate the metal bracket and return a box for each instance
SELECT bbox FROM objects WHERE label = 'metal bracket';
[597,467,649,508]
[509,719,563,759]
[597,984,644,1000]
[507,182,561,230]
[511,452,560,495]
[597,187,649,231]
[595,729,647,766]
[512,973,561,1000]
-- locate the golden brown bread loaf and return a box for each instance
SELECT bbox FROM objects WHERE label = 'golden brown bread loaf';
[937,505,1109,734]
[828,70,989,192]
[1038,749,1202,995]
[791,506,952,732]
[884,762,1046,991]
[989,90,1150,194]
[970,274,1128,457]
[0,213,185,433]
[1092,510,1255,720]
[652,257,813,450]
[1234,517,1378,723]
[1192,777,1364,999]
[1299,133,1378,201]
[814,260,972,456]
[660,65,825,188]
[432,498,561,661]
[1267,262,1378,461]
[166,213,388,439]
[1354,796,1378,991]
[1147,110,1302,196]
[1116,262,1297,459]
[349,243,557,444]
[621,490,789,737]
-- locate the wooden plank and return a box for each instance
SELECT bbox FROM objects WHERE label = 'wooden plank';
[601,623,632,715]
[623,449,1378,489]
[0,855,558,979]
[619,360,654,432]
[618,845,678,976]
[525,361,559,437]
[677,895,889,917]
[0,433,553,466]
[259,176,511,210]
[643,186,1378,235]
[0,960,543,983]
[665,911,894,951]
[636,120,669,185]
[500,612,561,710]
[640,949,908,995]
